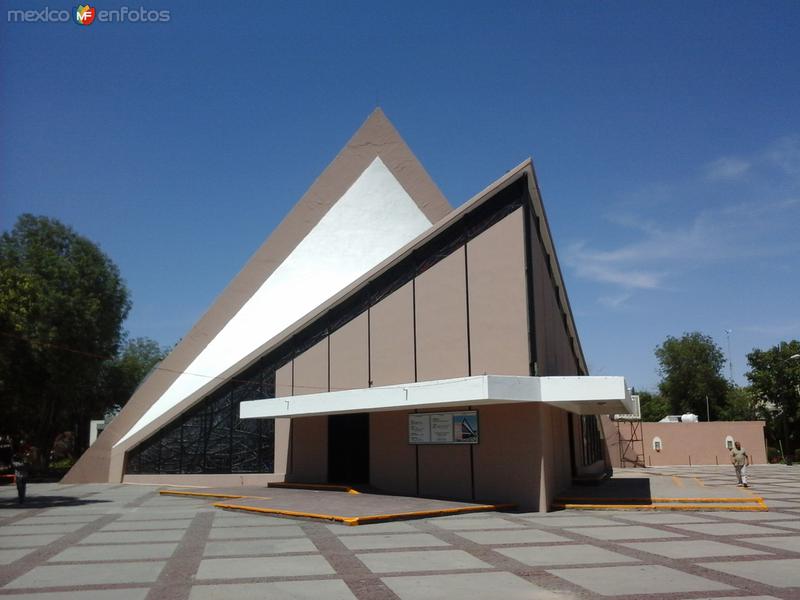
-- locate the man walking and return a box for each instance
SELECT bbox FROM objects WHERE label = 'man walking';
[11,450,30,504]
[730,441,750,488]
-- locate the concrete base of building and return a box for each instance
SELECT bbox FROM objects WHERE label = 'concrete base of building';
[123,473,287,487]
[553,468,767,511]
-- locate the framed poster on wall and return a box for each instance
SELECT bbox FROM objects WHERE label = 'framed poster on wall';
[408,411,478,444]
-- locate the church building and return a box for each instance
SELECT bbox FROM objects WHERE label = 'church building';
[65,109,630,511]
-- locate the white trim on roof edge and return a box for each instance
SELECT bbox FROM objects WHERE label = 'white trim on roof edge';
[115,157,433,446]
[239,375,633,419]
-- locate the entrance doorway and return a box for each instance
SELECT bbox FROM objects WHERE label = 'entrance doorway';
[328,413,369,484]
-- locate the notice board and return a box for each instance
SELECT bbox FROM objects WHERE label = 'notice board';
[408,411,478,444]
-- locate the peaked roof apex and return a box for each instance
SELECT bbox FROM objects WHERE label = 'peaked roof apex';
[323,108,451,222]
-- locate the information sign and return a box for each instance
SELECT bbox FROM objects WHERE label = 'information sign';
[408,411,478,444]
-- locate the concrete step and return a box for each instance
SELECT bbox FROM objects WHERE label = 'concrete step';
[555,472,767,511]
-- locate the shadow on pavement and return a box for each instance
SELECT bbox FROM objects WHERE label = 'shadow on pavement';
[0,496,112,510]
[557,478,654,503]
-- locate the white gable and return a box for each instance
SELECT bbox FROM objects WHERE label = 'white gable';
[115,157,432,446]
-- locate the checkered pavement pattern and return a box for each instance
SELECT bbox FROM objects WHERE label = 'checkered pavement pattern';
[1,465,799,599]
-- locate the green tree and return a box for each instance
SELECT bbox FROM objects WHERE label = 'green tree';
[745,340,800,456]
[655,332,730,420]
[638,390,670,422]
[101,336,166,417]
[0,214,131,463]
[717,385,758,421]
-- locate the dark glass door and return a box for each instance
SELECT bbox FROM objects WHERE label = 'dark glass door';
[328,413,369,484]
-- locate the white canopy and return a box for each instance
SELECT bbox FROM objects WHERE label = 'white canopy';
[240,375,632,419]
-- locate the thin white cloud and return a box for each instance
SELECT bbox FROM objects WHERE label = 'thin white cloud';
[598,293,633,309]
[566,196,798,292]
[566,241,666,290]
[740,322,800,336]
[704,136,800,183]
[567,136,800,307]
[720,196,800,217]
[764,135,800,178]
[705,157,751,181]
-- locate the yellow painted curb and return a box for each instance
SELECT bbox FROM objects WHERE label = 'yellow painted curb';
[555,496,763,504]
[214,502,354,523]
[268,482,362,494]
[212,501,515,525]
[553,502,768,512]
[348,504,516,526]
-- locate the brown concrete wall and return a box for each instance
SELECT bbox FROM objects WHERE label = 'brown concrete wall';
[641,421,767,466]
[538,404,574,507]
[370,283,415,386]
[530,214,579,377]
[293,340,328,397]
[417,427,473,500]
[551,409,573,494]
[288,416,328,482]
[467,208,530,377]
[415,249,469,382]
[369,411,417,496]
[472,404,539,508]
[289,340,329,482]
[367,403,569,512]
[330,313,369,392]
[276,363,293,397]
[272,205,580,510]
[367,284,418,495]
[570,414,608,478]
[273,418,290,477]
[525,206,600,486]
[604,420,767,467]
[274,362,293,478]
[370,404,567,511]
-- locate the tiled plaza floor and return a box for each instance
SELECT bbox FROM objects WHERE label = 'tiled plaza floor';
[1,465,799,599]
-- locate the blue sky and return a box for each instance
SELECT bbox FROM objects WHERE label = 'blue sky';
[2,1,799,391]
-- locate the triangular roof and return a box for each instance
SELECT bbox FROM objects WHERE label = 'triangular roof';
[64,109,451,483]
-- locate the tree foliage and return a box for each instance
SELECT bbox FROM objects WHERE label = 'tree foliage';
[717,386,758,421]
[99,336,166,418]
[0,215,132,462]
[638,390,670,422]
[655,332,731,420]
[745,340,800,454]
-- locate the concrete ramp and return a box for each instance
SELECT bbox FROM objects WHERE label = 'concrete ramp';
[160,486,513,525]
